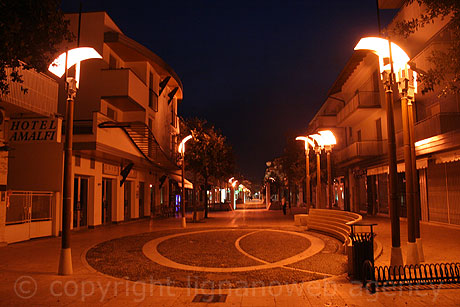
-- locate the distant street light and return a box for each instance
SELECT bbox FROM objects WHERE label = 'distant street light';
[49,47,102,276]
[296,136,315,213]
[178,135,192,228]
[231,179,238,209]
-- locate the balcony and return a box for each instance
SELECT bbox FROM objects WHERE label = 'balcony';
[414,112,460,141]
[337,91,381,126]
[335,140,386,164]
[100,68,148,111]
[0,68,58,117]
[308,115,337,132]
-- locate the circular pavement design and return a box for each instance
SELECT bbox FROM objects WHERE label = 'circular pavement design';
[85,227,348,288]
[143,229,324,272]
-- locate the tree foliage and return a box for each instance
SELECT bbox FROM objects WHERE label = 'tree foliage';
[392,0,460,95]
[183,118,235,183]
[0,0,73,94]
[181,118,235,217]
[280,137,305,187]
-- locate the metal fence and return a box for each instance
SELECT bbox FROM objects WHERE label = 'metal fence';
[6,191,53,225]
[362,260,460,293]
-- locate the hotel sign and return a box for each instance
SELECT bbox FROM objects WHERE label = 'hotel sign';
[8,118,62,143]
[103,163,118,176]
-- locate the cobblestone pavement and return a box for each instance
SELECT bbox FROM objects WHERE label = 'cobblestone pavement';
[0,201,460,306]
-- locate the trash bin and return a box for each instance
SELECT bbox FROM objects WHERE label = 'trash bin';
[349,222,376,281]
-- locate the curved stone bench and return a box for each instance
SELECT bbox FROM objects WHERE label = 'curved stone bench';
[294,209,362,254]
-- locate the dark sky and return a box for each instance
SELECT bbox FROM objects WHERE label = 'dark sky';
[61,0,396,183]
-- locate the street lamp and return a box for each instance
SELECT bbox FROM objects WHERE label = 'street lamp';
[309,131,336,209]
[296,136,315,213]
[48,47,102,275]
[355,36,419,266]
[230,179,238,209]
[319,130,336,209]
[309,133,323,208]
[178,135,192,228]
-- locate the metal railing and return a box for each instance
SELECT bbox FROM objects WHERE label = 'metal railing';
[6,191,53,225]
[335,140,386,162]
[362,260,460,293]
[414,112,460,141]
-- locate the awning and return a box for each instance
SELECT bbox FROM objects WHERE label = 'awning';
[366,158,428,175]
[168,173,193,189]
[435,150,460,164]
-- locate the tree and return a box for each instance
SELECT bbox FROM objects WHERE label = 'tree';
[280,136,305,207]
[182,118,235,219]
[0,0,73,94]
[392,0,460,95]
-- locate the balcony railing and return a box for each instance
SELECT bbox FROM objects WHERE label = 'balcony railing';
[414,112,460,141]
[337,91,380,124]
[309,115,337,132]
[335,140,386,163]
[1,68,58,116]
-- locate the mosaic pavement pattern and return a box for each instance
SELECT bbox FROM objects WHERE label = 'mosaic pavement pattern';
[86,227,347,289]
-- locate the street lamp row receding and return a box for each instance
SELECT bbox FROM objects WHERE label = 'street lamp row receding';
[296,130,336,210]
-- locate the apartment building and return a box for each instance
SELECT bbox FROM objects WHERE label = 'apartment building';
[60,11,189,229]
[307,1,460,226]
[1,11,190,244]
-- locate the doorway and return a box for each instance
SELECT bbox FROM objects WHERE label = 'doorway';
[73,177,88,228]
[102,178,113,224]
[124,181,132,221]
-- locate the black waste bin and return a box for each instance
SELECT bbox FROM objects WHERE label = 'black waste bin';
[349,222,376,281]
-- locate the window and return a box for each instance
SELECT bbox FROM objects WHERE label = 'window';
[357,130,362,142]
[107,106,117,121]
[75,155,81,167]
[149,72,158,111]
[90,158,95,169]
[109,54,118,69]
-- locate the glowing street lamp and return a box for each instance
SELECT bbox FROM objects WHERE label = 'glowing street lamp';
[178,135,192,228]
[319,130,336,209]
[231,179,238,209]
[48,47,102,276]
[355,37,419,266]
[296,136,315,213]
[308,131,336,209]
[309,133,323,208]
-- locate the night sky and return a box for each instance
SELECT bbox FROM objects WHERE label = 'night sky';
[61,0,396,183]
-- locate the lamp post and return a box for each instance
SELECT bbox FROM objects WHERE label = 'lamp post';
[48,47,102,275]
[178,135,192,228]
[319,130,337,209]
[409,101,424,261]
[355,37,419,266]
[296,136,315,213]
[309,134,323,208]
[231,180,237,209]
[398,65,421,264]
